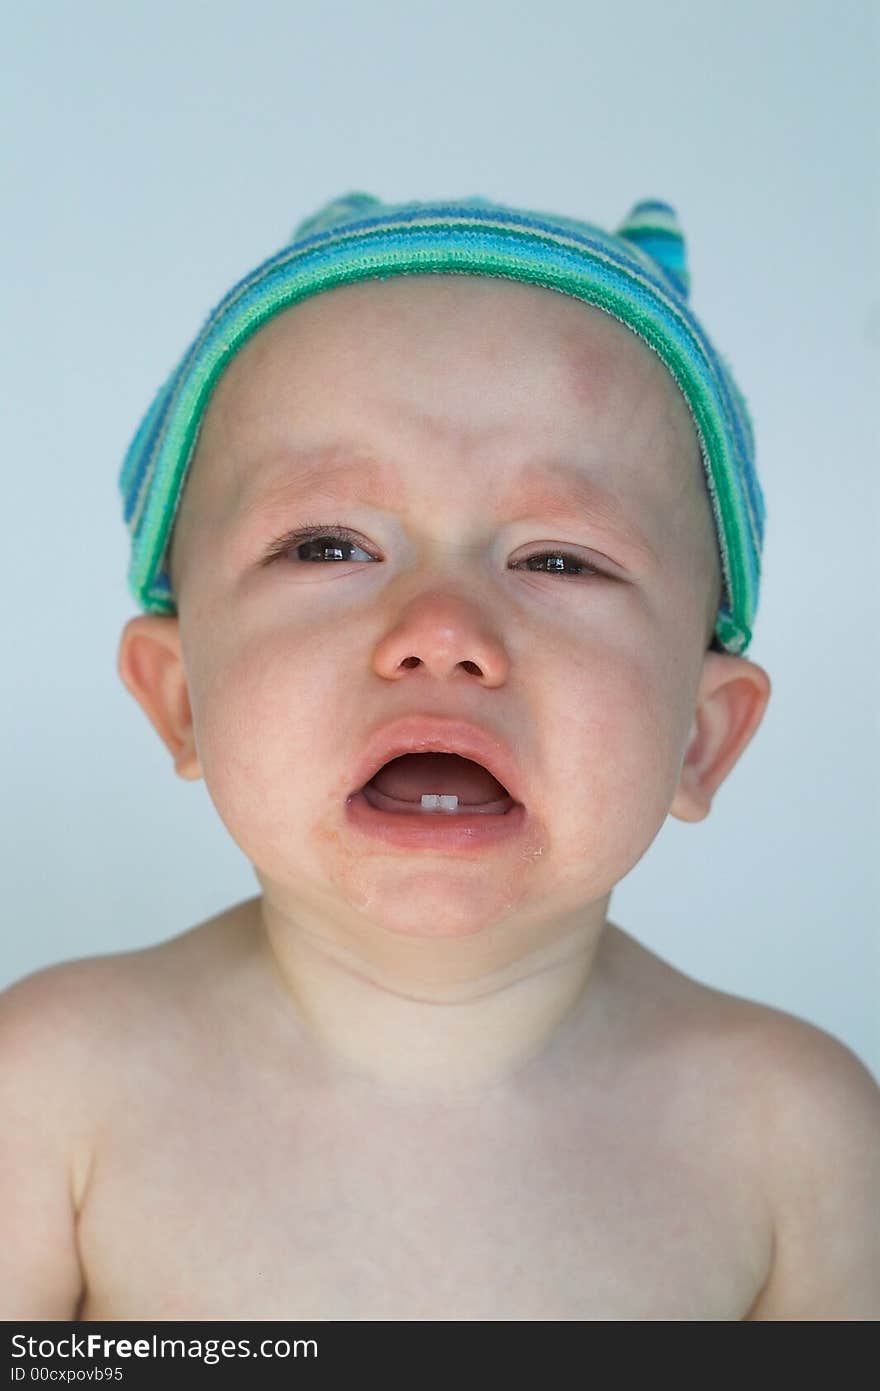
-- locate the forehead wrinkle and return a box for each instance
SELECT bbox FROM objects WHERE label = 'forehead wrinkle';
[233,448,401,522]
[385,392,526,454]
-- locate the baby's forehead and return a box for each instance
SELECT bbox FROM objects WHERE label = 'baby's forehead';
[219,273,675,398]
[202,275,701,488]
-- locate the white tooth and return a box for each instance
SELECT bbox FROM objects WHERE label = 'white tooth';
[420,794,459,812]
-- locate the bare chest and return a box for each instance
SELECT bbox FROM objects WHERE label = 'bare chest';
[75,1070,769,1320]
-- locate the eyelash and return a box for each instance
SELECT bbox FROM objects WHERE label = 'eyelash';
[260,523,608,580]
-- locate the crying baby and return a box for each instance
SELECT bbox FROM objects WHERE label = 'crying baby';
[4,191,879,1321]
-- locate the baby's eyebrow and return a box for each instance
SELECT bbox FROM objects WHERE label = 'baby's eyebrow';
[500,460,659,566]
[236,446,659,567]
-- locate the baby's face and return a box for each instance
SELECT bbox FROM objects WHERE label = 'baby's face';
[166,274,722,950]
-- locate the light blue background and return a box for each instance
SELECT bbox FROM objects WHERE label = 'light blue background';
[3,0,878,1079]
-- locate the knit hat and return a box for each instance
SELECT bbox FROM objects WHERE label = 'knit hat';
[119,191,765,655]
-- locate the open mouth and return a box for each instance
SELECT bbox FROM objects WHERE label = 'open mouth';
[344,722,528,851]
[358,752,517,816]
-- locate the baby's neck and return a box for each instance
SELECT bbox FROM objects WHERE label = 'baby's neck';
[253,898,611,1099]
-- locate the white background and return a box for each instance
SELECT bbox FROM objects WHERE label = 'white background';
[3,0,877,1079]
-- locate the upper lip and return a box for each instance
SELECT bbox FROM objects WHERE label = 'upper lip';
[349,716,524,806]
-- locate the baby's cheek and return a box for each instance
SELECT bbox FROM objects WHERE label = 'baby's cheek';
[185,644,321,864]
[546,652,685,871]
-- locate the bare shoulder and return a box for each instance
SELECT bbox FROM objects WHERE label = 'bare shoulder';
[0,948,158,1317]
[602,923,880,1319]
[601,921,877,1081]
[2,897,247,1018]
[737,1004,880,1320]
[0,901,261,1318]
[0,897,261,1113]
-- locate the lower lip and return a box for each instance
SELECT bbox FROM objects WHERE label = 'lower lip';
[345,788,528,852]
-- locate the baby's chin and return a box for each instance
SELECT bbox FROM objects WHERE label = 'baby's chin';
[343,865,535,943]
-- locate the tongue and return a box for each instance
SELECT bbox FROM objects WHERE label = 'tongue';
[369,752,507,805]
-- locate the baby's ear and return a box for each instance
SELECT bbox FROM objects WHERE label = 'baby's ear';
[669,652,771,823]
[116,615,201,781]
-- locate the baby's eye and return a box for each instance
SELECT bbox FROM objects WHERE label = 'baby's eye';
[516,551,604,579]
[268,527,374,565]
[261,526,607,579]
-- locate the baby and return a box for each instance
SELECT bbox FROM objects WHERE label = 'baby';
[4,192,879,1321]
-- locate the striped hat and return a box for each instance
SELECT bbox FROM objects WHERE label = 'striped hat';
[119,191,765,655]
